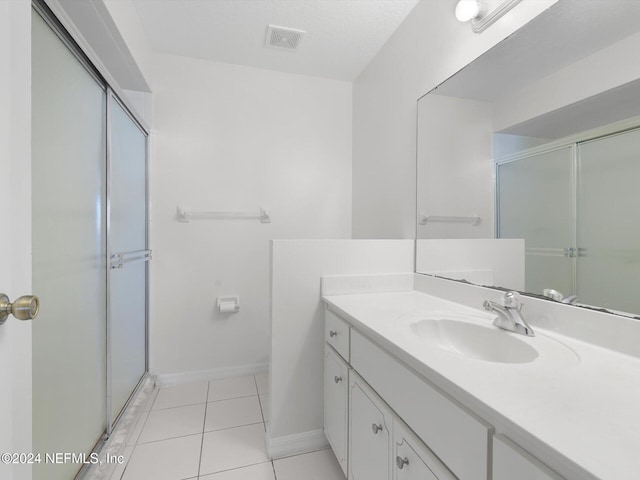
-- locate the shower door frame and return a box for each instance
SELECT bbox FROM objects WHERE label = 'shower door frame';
[105,88,151,435]
[494,115,640,307]
[32,0,151,441]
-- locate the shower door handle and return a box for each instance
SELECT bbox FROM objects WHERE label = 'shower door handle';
[110,249,152,269]
[0,293,40,325]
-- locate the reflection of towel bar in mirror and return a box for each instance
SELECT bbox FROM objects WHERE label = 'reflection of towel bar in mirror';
[176,206,271,223]
[419,214,481,226]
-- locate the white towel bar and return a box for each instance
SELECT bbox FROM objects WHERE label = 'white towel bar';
[176,206,271,223]
[419,214,481,226]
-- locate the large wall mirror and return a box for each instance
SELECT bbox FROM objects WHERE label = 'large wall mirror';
[416,0,640,318]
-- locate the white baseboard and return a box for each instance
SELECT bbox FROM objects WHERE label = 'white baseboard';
[265,425,329,459]
[154,362,268,387]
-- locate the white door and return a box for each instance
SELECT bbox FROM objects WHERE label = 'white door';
[0,2,34,480]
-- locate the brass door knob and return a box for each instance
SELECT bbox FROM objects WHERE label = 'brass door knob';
[0,293,40,325]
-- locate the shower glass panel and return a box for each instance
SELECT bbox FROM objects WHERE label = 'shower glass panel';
[108,96,148,425]
[32,9,107,480]
[577,128,640,314]
[497,147,575,296]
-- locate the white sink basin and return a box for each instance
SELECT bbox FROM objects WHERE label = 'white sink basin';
[410,318,539,363]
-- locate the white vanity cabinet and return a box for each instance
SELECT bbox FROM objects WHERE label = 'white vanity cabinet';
[325,306,490,480]
[393,419,455,480]
[351,329,491,480]
[493,435,563,480]
[324,345,349,474]
[349,372,391,480]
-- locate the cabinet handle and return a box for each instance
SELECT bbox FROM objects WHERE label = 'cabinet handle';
[396,456,409,470]
[329,330,338,338]
[334,376,343,384]
[371,423,383,434]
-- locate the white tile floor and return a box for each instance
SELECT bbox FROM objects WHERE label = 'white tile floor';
[110,373,344,480]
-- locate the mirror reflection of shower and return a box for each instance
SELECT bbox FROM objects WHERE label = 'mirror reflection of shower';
[416,0,640,318]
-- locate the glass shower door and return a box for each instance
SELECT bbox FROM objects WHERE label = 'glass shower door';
[577,128,640,314]
[497,147,575,296]
[108,94,149,427]
[32,9,107,480]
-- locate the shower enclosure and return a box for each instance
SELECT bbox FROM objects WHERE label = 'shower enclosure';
[496,126,640,315]
[31,3,149,479]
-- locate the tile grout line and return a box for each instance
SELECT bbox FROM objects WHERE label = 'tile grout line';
[137,404,207,445]
[203,421,264,436]
[133,431,208,447]
[124,379,275,480]
[271,446,333,462]
[153,393,261,412]
[133,407,264,447]
[150,400,207,411]
[199,460,276,478]
[254,374,277,479]
[254,375,266,424]
[117,388,157,480]
[197,381,211,478]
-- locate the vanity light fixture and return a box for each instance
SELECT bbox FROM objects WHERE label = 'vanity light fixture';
[455,0,482,22]
[455,0,523,33]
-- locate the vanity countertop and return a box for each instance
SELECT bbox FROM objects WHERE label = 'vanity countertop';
[322,289,640,480]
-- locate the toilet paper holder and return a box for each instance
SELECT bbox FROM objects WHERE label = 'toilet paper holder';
[217,296,240,313]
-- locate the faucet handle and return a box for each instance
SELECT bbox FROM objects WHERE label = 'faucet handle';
[502,291,522,309]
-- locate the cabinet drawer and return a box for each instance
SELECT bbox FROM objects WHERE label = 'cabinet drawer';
[393,418,455,480]
[324,345,349,475]
[493,435,563,480]
[351,330,491,480]
[325,308,350,361]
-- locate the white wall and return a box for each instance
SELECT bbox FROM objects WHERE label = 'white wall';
[352,0,559,239]
[0,2,32,479]
[268,240,414,455]
[149,54,353,375]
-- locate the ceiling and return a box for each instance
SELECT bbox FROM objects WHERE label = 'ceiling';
[432,0,640,102]
[131,0,420,81]
[426,0,640,140]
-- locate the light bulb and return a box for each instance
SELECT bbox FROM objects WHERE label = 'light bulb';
[455,0,481,22]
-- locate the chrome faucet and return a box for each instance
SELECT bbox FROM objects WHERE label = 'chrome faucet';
[542,288,578,304]
[483,291,535,337]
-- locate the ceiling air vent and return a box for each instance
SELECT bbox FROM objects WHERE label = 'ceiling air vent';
[265,25,305,51]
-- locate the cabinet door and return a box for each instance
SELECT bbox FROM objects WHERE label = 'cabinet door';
[349,373,391,480]
[393,419,455,480]
[325,345,349,474]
